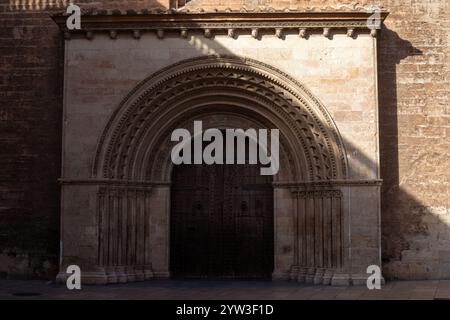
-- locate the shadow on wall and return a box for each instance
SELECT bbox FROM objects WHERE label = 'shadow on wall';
[377,27,450,280]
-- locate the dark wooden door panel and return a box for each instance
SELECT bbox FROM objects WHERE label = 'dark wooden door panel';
[171,142,273,279]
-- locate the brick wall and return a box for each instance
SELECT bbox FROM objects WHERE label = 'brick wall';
[0,0,448,279]
[0,2,62,279]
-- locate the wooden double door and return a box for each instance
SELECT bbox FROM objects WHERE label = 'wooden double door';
[170,161,274,279]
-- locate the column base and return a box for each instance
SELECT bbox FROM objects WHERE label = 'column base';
[152,271,170,279]
[351,273,385,287]
[57,271,109,285]
[330,272,351,286]
[288,266,355,286]
[56,266,156,285]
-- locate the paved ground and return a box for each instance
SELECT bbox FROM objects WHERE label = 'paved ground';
[1,280,450,300]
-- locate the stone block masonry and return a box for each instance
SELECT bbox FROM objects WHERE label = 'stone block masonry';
[0,0,449,281]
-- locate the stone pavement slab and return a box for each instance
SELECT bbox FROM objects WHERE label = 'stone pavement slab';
[1,280,450,300]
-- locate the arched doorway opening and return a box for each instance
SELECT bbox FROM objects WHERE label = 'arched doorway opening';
[170,136,274,279]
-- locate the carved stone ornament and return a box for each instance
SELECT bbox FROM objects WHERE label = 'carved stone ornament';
[93,55,348,182]
[52,11,388,40]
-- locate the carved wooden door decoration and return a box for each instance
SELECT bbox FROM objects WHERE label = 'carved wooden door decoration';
[171,147,273,279]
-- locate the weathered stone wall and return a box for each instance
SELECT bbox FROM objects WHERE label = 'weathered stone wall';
[1,0,449,280]
[60,31,380,284]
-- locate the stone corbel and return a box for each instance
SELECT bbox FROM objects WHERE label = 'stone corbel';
[370,28,378,37]
[299,28,307,38]
[251,28,259,39]
[156,29,165,39]
[180,28,188,38]
[133,30,141,39]
[275,28,283,39]
[85,30,94,40]
[204,28,212,38]
[347,28,354,37]
[109,30,117,40]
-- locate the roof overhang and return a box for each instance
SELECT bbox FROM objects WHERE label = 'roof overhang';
[52,11,389,39]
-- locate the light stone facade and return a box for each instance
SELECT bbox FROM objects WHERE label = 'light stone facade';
[55,11,385,285]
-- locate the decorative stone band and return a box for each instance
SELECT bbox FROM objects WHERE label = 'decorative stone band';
[274,179,383,189]
[288,266,352,286]
[286,266,385,286]
[51,11,389,40]
[60,178,381,188]
[292,189,342,199]
[59,178,170,188]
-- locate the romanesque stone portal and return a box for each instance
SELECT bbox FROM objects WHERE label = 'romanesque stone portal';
[54,11,386,285]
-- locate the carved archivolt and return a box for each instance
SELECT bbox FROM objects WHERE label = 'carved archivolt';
[146,114,296,182]
[94,55,347,182]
